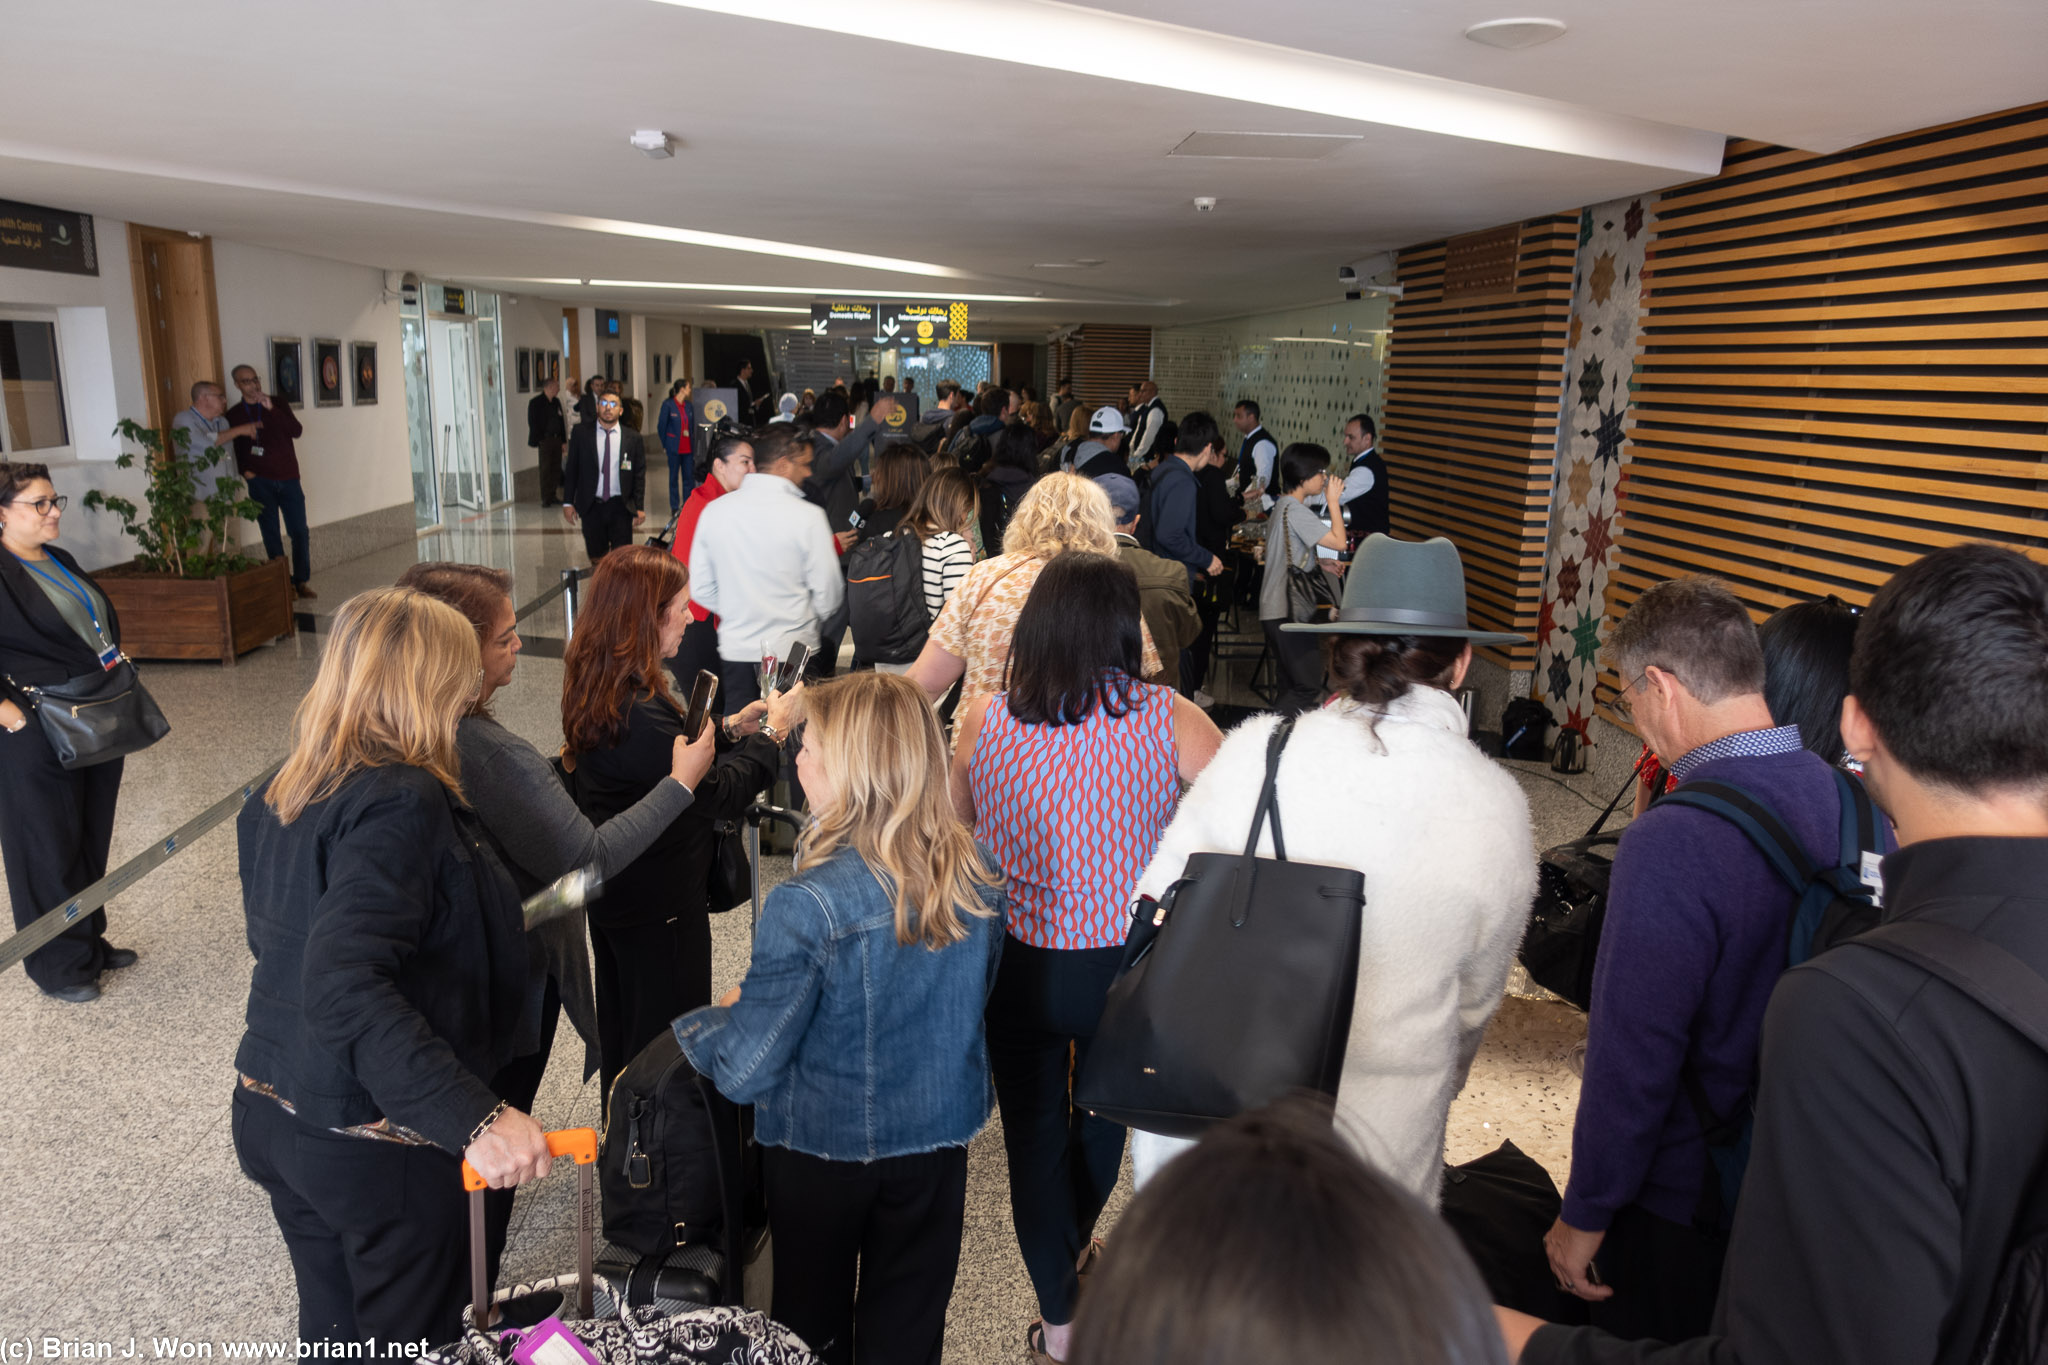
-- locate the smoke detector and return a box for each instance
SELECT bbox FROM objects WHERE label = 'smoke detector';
[629,130,675,159]
[1193,196,1218,213]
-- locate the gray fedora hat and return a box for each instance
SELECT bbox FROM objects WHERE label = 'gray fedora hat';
[1281,533,1528,645]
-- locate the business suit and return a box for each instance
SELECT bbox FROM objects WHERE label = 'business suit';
[528,391,568,507]
[0,547,127,992]
[564,421,645,562]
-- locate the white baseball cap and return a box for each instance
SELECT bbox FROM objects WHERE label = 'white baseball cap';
[1089,406,1128,435]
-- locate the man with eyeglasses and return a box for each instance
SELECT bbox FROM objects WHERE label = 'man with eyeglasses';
[228,365,316,599]
[169,381,259,505]
[1541,576,1890,1346]
[563,390,646,562]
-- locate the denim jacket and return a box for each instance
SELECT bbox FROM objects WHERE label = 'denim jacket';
[675,845,1006,1162]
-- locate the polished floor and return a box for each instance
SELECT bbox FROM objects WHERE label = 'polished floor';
[0,496,1623,1360]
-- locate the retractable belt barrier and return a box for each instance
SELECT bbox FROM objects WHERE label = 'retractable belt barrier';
[1,571,587,979]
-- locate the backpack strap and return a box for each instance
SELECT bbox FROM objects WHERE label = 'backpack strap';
[1656,780,1821,893]
[1854,921,2048,1056]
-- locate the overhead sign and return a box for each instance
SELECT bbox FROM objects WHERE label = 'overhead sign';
[810,300,969,348]
[0,199,97,277]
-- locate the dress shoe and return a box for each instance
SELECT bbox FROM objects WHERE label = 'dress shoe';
[44,981,101,1003]
[102,946,139,970]
[294,583,318,600]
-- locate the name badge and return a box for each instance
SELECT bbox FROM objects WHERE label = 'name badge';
[249,444,265,460]
[1859,849,1886,907]
[96,642,121,671]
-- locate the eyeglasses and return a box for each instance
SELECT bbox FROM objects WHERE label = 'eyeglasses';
[1611,670,1649,723]
[4,496,67,515]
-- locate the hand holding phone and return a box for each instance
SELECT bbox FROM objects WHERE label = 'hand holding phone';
[681,669,719,742]
[775,641,813,694]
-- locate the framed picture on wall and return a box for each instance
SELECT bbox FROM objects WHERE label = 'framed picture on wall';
[351,341,378,405]
[269,336,304,408]
[312,339,344,407]
[546,351,559,384]
[516,348,531,393]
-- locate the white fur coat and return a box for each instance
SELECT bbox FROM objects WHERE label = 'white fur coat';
[1127,687,1537,1204]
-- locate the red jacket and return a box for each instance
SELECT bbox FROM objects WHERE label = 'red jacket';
[672,478,727,623]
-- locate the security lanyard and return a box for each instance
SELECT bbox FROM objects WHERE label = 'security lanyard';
[21,554,119,669]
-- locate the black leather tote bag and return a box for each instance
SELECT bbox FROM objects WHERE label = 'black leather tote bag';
[1076,718,1366,1137]
[11,659,170,769]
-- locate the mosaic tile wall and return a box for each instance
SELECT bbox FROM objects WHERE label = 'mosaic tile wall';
[1153,299,1390,462]
[1532,194,1656,736]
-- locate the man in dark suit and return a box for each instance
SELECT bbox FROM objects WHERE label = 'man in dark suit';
[528,376,567,507]
[563,390,645,561]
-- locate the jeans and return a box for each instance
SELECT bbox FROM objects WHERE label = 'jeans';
[765,1143,968,1365]
[247,475,311,584]
[231,1087,469,1349]
[986,938,1128,1327]
[667,451,693,511]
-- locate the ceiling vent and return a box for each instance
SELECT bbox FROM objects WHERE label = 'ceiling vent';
[1168,132,1362,160]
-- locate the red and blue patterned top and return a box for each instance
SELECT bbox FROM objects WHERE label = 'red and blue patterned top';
[967,679,1180,950]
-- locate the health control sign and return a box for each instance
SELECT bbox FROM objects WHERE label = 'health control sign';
[810,301,968,348]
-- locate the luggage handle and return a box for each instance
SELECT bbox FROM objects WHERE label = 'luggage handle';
[465,1126,599,1329]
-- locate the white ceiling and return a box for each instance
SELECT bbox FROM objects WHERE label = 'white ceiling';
[0,0,2040,334]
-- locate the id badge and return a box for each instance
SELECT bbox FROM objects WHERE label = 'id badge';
[249,443,265,460]
[96,642,121,671]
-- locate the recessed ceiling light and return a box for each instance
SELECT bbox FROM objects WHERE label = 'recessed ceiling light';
[1463,18,1568,50]
[509,278,1146,305]
[1031,259,1106,270]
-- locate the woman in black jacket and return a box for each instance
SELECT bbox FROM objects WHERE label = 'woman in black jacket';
[0,462,136,1002]
[980,420,1041,553]
[560,544,796,1095]
[231,587,553,1350]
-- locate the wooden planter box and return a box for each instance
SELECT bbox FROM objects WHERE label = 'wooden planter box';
[98,556,296,666]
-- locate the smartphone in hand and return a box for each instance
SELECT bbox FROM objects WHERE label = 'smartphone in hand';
[682,669,719,741]
[775,641,813,693]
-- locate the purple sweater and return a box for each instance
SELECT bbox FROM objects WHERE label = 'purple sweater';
[1562,748,1881,1232]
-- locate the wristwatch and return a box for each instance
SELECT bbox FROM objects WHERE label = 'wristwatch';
[760,719,783,744]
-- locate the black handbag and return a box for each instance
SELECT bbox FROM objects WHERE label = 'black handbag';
[702,819,751,914]
[1280,503,1339,624]
[9,659,170,769]
[1439,1141,1589,1323]
[1517,764,1646,1010]
[1075,718,1366,1137]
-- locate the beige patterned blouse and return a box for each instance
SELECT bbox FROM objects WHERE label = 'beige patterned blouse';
[930,552,1162,717]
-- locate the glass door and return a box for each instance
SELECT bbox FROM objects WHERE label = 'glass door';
[429,316,486,514]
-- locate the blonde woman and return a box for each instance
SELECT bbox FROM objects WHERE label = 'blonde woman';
[904,466,981,621]
[232,588,551,1350]
[676,672,1007,1364]
[907,472,1161,719]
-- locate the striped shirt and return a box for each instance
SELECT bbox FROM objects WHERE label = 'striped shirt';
[921,530,973,621]
[967,680,1180,950]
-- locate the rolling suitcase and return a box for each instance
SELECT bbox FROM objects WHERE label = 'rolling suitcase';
[425,1126,812,1365]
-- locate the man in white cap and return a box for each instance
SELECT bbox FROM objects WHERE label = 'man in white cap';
[1071,407,1128,479]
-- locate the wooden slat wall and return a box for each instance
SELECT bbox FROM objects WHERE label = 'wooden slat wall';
[1599,102,2048,717]
[1386,214,1577,668]
[1073,325,1151,409]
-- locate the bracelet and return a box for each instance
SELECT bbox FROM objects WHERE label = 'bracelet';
[467,1099,508,1147]
[760,720,782,744]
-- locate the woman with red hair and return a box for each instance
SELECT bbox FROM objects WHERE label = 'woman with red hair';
[561,544,799,1092]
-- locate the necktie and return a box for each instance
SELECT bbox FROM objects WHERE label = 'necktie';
[601,429,612,500]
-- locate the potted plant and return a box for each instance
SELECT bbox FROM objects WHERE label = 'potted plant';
[82,420,296,665]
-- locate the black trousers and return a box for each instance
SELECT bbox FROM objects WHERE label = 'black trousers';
[537,438,565,506]
[1586,1202,1728,1343]
[1263,618,1325,717]
[986,938,1127,1328]
[248,475,312,585]
[231,1086,470,1350]
[589,910,712,1103]
[0,725,121,991]
[482,975,562,1289]
[1184,578,1224,694]
[579,496,635,562]
[719,657,762,717]
[765,1143,969,1365]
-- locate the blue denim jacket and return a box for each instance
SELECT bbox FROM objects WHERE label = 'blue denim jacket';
[674,846,1006,1162]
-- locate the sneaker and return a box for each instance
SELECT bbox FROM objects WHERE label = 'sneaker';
[1191,689,1217,710]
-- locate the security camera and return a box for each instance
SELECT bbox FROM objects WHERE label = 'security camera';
[1338,265,1358,285]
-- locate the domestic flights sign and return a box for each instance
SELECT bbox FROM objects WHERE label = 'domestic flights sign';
[810,300,969,348]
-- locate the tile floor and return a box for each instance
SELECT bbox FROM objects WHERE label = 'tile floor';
[0,498,1624,1360]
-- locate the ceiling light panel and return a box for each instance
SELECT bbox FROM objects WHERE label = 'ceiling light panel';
[1170,131,1362,159]
[650,0,1722,173]
[507,278,1170,306]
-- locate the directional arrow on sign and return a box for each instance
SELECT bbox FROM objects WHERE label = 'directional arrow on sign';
[811,318,828,336]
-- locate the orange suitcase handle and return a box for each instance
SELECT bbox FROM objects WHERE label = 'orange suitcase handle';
[460,1125,598,1191]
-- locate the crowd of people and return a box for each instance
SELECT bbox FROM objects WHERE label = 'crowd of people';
[7,361,2047,1365]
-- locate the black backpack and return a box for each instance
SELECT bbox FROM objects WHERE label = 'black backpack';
[843,528,928,665]
[598,1029,757,1306]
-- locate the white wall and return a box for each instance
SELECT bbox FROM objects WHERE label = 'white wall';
[0,219,154,569]
[210,240,409,538]
[497,294,570,475]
